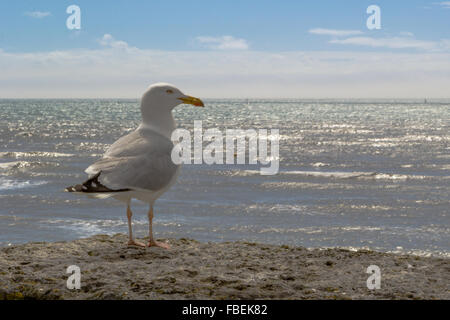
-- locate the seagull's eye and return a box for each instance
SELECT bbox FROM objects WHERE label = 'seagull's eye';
[166,89,174,94]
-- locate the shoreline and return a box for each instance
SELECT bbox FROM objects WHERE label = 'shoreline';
[0,234,448,300]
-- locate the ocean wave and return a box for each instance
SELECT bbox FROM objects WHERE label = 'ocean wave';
[236,169,435,180]
[386,248,450,258]
[0,178,47,191]
[42,218,126,236]
[319,246,450,258]
[0,160,56,172]
[311,162,330,167]
[39,217,178,237]
[0,151,74,158]
[260,181,361,190]
[266,204,316,215]
[256,226,383,234]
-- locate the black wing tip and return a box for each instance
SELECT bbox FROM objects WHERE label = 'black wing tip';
[65,171,131,193]
[65,185,83,192]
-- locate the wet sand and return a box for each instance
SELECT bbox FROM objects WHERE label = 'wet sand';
[0,234,448,300]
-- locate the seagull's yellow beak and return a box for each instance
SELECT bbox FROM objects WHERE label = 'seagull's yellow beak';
[178,95,204,107]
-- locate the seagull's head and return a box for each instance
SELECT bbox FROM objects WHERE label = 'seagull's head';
[141,83,204,111]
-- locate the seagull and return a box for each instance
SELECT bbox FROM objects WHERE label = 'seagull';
[66,83,204,248]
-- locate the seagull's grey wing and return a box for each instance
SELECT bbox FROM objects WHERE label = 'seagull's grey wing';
[104,129,161,158]
[85,129,178,191]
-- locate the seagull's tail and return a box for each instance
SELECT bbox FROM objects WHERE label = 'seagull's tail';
[65,171,131,193]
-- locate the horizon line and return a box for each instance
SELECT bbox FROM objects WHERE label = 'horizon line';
[0,97,449,100]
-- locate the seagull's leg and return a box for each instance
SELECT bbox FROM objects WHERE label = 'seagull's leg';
[126,202,145,247]
[147,204,170,249]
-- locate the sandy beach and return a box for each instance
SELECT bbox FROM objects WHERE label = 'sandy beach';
[0,234,448,300]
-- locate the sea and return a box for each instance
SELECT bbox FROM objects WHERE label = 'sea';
[0,99,449,257]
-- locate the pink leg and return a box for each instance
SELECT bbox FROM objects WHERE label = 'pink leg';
[147,205,170,249]
[126,203,146,247]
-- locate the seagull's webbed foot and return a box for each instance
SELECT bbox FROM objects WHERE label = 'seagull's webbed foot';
[147,240,171,249]
[127,239,146,247]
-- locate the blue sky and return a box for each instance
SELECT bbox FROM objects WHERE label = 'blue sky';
[0,1,449,98]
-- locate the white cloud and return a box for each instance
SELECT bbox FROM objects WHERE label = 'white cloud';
[309,28,363,37]
[98,34,131,50]
[24,11,51,19]
[436,1,450,8]
[0,34,450,98]
[399,32,414,37]
[330,36,442,51]
[440,39,450,51]
[195,35,249,50]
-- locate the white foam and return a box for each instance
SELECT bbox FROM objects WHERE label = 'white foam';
[0,178,47,191]
[0,162,22,170]
[387,248,450,258]
[0,151,74,158]
[311,162,329,167]
[41,218,165,237]
[267,204,316,215]
[239,169,433,180]
[0,161,50,171]
[284,170,376,179]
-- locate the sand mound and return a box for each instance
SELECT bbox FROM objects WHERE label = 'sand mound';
[0,234,448,300]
